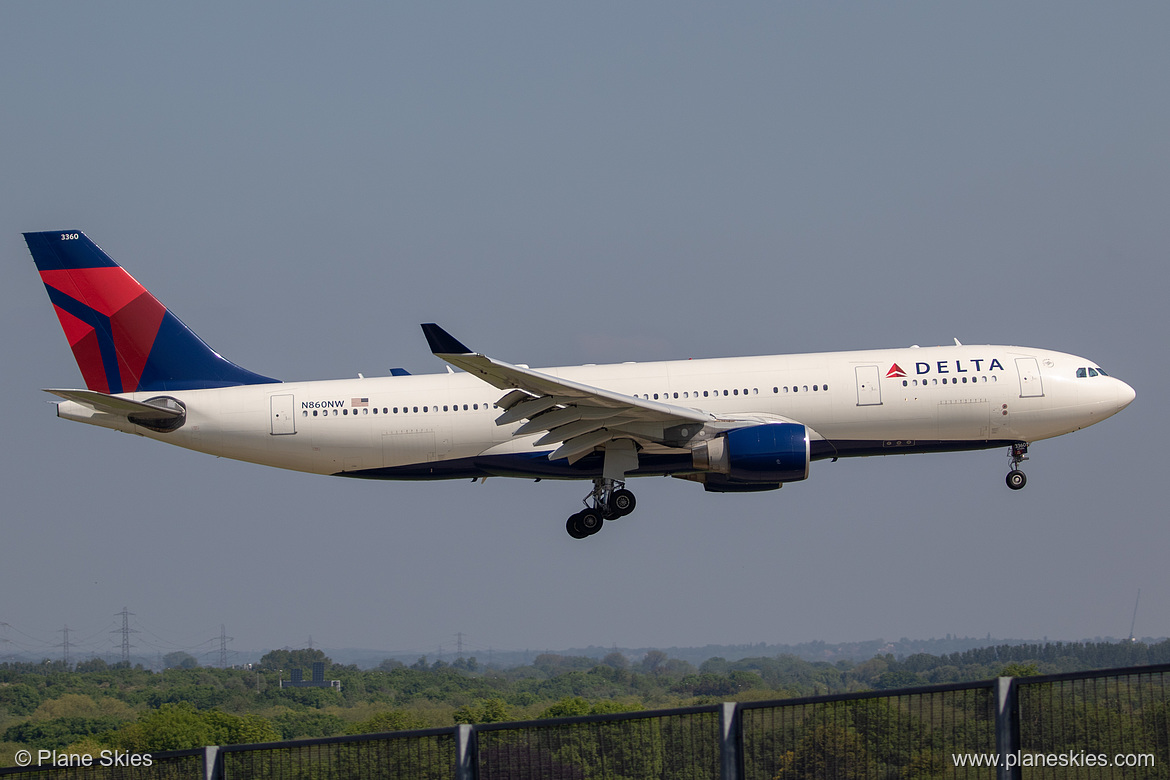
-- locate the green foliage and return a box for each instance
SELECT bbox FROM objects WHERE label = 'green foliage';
[346,710,428,735]
[28,693,131,721]
[2,638,1170,770]
[537,696,639,719]
[110,702,279,752]
[873,669,926,689]
[999,662,1041,677]
[0,684,41,716]
[257,648,330,673]
[452,697,511,724]
[3,717,125,749]
[270,710,347,739]
[163,651,199,670]
[538,696,591,719]
[203,710,280,745]
[111,703,212,752]
[775,718,869,780]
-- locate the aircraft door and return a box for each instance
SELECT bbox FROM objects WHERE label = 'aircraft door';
[855,365,882,406]
[270,394,296,434]
[1015,357,1045,398]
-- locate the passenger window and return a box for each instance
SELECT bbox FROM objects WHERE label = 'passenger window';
[733,389,739,396]
[823,384,828,391]
[803,385,808,392]
[363,408,369,414]
[784,387,789,393]
[723,390,729,396]
[413,406,418,413]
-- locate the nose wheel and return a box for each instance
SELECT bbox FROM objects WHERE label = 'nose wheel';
[1006,442,1029,491]
[565,478,636,539]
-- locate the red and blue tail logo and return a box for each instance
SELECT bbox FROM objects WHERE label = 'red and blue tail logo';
[25,231,278,393]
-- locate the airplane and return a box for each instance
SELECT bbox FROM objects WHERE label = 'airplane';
[25,231,1136,539]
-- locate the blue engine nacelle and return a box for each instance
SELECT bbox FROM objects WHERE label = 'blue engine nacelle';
[691,423,810,484]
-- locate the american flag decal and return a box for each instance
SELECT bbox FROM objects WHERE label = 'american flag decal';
[352,397,369,407]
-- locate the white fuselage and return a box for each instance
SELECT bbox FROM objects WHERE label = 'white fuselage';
[56,343,1134,481]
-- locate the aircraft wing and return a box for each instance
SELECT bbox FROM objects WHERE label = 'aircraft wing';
[44,389,185,422]
[423,324,712,462]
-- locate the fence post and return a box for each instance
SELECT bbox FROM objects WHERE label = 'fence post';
[721,702,741,780]
[455,724,477,780]
[203,745,223,780]
[995,677,1019,780]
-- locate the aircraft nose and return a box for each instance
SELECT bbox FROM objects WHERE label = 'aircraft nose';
[1116,379,1136,410]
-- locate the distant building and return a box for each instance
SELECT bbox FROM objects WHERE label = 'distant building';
[280,661,341,691]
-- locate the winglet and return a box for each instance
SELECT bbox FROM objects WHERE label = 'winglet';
[421,323,473,355]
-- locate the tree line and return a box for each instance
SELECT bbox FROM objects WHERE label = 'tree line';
[2,639,1168,765]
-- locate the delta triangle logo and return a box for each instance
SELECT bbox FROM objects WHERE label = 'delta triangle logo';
[886,363,906,379]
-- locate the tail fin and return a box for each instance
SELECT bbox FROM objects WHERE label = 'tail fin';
[25,231,278,392]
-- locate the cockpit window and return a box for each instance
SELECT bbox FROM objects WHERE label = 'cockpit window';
[1096,367,1109,376]
[1076,368,1087,378]
[1088,368,1099,377]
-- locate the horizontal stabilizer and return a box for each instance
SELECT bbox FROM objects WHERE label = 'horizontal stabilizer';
[45,388,184,421]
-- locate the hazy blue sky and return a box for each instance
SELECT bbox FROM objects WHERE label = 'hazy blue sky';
[2,3,1167,663]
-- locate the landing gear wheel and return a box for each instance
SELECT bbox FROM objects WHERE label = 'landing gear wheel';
[1006,470,1027,491]
[566,513,589,539]
[578,508,604,536]
[610,488,636,518]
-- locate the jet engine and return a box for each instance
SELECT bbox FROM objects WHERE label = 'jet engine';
[691,423,810,485]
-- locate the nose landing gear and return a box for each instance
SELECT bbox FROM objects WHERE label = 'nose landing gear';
[1006,442,1029,490]
[565,477,637,539]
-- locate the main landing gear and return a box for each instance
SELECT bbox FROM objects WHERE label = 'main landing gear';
[1006,442,1029,490]
[566,477,637,539]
